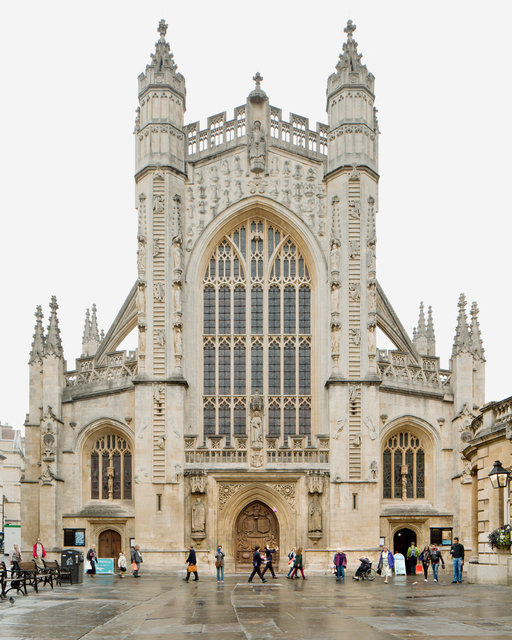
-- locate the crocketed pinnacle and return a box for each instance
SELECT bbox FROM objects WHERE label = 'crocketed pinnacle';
[82,308,91,351]
[452,293,472,357]
[469,301,485,361]
[81,304,101,358]
[336,20,364,73]
[149,19,177,72]
[413,302,428,355]
[426,306,436,356]
[90,304,100,342]
[248,71,268,103]
[45,296,63,358]
[29,305,45,364]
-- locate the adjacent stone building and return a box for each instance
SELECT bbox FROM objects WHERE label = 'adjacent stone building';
[0,424,24,553]
[22,20,488,572]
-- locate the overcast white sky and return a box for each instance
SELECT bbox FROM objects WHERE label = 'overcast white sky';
[1,0,510,428]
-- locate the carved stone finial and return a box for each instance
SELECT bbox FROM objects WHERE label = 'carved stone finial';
[426,305,436,356]
[158,19,168,39]
[344,19,356,40]
[253,72,263,89]
[452,293,472,358]
[29,305,45,364]
[469,301,485,362]
[44,295,63,358]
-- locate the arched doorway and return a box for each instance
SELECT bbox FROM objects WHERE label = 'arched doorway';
[393,527,417,574]
[98,529,121,558]
[235,501,279,572]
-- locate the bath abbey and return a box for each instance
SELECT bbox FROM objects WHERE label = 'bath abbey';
[22,20,507,580]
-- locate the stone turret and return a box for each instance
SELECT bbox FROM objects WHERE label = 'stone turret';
[135,19,186,177]
[413,302,428,355]
[426,305,436,356]
[246,73,270,175]
[81,304,101,357]
[469,301,485,408]
[326,20,378,174]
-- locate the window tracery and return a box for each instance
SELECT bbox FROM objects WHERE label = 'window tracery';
[90,433,132,500]
[202,219,312,444]
[382,431,425,499]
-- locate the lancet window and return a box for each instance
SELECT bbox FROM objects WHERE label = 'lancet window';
[202,219,312,444]
[382,431,425,499]
[90,434,132,500]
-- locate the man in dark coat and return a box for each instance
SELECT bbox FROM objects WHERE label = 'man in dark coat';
[184,545,198,582]
[248,546,267,583]
[261,544,279,578]
[131,545,142,578]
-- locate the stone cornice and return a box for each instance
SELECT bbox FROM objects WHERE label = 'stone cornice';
[324,163,379,183]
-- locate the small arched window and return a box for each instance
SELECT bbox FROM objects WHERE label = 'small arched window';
[90,434,132,500]
[382,431,425,499]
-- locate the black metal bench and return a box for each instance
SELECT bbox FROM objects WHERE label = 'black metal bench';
[0,562,27,598]
[18,561,53,592]
[43,559,71,586]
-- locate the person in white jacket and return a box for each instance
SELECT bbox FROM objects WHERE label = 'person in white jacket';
[118,552,127,578]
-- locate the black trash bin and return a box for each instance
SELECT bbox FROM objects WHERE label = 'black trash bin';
[61,549,84,584]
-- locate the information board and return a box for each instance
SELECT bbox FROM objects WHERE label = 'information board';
[85,558,115,574]
[394,553,406,575]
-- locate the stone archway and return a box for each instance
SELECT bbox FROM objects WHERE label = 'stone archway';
[98,529,121,558]
[234,501,279,572]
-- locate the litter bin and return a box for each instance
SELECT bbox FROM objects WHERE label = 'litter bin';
[61,549,84,584]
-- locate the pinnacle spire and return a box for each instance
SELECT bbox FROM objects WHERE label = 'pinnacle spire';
[29,305,45,364]
[336,19,364,73]
[81,304,101,358]
[44,296,63,358]
[452,293,472,357]
[426,306,436,356]
[90,304,100,342]
[469,301,485,361]
[149,19,177,73]
[413,302,428,354]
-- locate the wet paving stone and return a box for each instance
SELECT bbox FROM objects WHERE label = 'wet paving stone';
[0,572,511,638]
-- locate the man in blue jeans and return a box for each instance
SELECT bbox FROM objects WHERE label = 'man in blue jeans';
[450,537,464,583]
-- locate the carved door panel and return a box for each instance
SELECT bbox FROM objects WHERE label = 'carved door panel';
[235,501,279,571]
[98,529,121,558]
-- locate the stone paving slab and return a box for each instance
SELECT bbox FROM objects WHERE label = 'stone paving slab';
[0,573,511,639]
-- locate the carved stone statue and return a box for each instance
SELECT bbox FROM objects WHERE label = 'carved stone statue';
[370,460,378,480]
[250,391,264,413]
[191,498,206,533]
[138,323,146,354]
[172,236,183,281]
[153,194,165,214]
[248,120,266,174]
[136,281,146,313]
[154,282,165,302]
[308,497,322,533]
[107,465,114,498]
[137,242,146,273]
[251,416,263,446]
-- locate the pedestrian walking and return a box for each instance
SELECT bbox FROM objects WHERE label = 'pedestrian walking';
[32,537,46,569]
[131,544,143,578]
[184,545,198,582]
[9,544,22,573]
[289,547,306,580]
[215,545,225,582]
[118,551,127,578]
[248,545,267,583]
[333,549,347,582]
[377,546,394,584]
[419,545,431,581]
[429,544,445,582]
[86,544,98,576]
[450,537,464,583]
[286,547,296,578]
[406,541,420,575]
[261,544,279,578]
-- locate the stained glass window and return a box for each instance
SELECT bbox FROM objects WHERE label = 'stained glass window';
[202,219,312,442]
[90,434,132,500]
[383,431,426,499]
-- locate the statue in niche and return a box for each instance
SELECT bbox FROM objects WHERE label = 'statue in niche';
[251,416,263,446]
[210,165,219,182]
[350,328,361,346]
[221,159,230,175]
[156,328,166,346]
[250,391,264,413]
[137,242,146,273]
[107,465,115,498]
[370,460,378,480]
[172,236,183,280]
[153,194,165,214]
[364,416,377,440]
[154,282,165,302]
[136,281,146,313]
[138,322,146,354]
[368,318,376,353]
[234,156,242,176]
[308,497,322,533]
[349,283,360,301]
[248,120,266,174]
[153,238,161,258]
[331,326,340,355]
[348,200,360,219]
[333,417,346,440]
[173,285,182,316]
[192,498,206,533]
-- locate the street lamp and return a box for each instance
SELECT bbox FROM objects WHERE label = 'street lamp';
[488,460,511,490]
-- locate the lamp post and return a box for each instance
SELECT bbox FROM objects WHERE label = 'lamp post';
[488,460,511,489]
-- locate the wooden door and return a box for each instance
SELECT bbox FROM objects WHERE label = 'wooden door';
[235,501,279,571]
[98,529,121,558]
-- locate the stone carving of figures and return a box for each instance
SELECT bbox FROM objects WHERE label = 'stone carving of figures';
[172,236,183,278]
[282,188,291,205]
[364,416,377,440]
[185,223,196,252]
[331,283,340,315]
[293,182,302,200]
[137,242,146,273]
[349,283,360,301]
[223,188,231,206]
[156,435,165,450]
[221,159,230,175]
[368,319,376,352]
[137,194,146,241]
[348,384,359,402]
[174,325,183,358]
[350,328,361,346]
[331,326,340,354]
[330,240,340,273]
[248,121,266,174]
[367,247,376,277]
[172,195,181,238]
[333,417,346,439]
[136,281,146,313]
[107,466,114,497]
[251,416,263,445]
[173,285,182,316]
[235,181,243,200]
[153,238,161,258]
[210,165,219,182]
[154,282,165,302]
[250,391,264,413]
[283,160,290,175]
[211,184,219,202]
[173,463,182,483]
[293,164,302,180]
[138,322,146,354]
[308,498,322,533]
[370,460,378,480]
[271,156,280,176]
[234,156,242,176]
[348,199,360,219]
[153,194,165,214]
[187,186,194,202]
[156,328,166,346]
[192,498,206,533]
[153,384,165,404]
[349,240,360,259]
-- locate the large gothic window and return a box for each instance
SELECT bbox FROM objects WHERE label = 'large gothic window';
[202,219,312,444]
[90,434,132,500]
[382,431,425,499]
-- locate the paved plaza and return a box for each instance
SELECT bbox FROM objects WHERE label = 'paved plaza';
[0,571,511,639]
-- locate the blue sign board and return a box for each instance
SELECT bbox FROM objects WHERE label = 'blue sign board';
[85,558,115,574]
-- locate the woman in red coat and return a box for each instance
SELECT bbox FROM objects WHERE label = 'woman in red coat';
[33,537,46,568]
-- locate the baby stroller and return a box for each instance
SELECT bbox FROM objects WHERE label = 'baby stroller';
[353,557,376,581]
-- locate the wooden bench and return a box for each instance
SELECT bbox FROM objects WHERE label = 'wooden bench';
[42,559,71,586]
[0,562,27,598]
[17,561,53,592]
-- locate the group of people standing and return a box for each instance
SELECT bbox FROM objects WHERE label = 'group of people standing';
[84,543,142,578]
[406,538,464,583]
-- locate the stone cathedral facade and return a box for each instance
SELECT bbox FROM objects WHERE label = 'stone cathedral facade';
[22,21,487,571]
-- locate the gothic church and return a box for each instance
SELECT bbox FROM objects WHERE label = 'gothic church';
[22,20,485,570]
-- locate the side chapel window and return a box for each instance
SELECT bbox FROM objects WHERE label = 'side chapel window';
[202,219,312,444]
[90,434,132,500]
[382,431,425,499]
